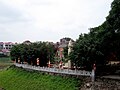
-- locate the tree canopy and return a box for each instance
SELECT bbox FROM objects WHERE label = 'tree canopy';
[69,0,120,70]
[10,42,56,67]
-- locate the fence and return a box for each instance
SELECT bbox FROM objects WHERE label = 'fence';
[15,63,93,77]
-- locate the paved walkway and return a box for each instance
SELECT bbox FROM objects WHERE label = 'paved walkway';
[102,75,120,80]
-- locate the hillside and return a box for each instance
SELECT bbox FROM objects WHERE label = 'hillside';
[0,66,80,90]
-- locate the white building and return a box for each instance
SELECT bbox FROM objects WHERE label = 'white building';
[0,42,14,50]
[0,42,14,56]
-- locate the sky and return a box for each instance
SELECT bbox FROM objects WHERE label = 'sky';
[0,0,114,43]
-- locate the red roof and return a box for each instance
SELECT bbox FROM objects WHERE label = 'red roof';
[0,42,4,44]
[0,42,14,45]
[1,49,10,53]
[4,42,14,45]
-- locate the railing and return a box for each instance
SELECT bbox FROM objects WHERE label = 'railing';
[15,63,92,77]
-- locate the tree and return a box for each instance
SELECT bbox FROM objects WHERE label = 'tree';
[63,46,68,59]
[10,42,56,67]
[69,0,120,70]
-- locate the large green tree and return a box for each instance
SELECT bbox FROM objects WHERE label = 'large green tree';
[70,0,120,70]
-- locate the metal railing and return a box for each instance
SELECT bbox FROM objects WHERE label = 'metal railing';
[15,63,92,76]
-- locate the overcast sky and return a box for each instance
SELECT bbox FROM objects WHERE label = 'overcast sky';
[0,0,113,43]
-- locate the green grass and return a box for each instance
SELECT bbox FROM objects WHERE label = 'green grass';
[0,66,80,90]
[0,57,11,63]
[0,57,13,69]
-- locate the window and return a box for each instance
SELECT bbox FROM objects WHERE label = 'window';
[5,45,8,46]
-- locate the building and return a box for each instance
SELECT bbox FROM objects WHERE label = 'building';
[56,37,74,60]
[60,37,71,45]
[68,39,74,55]
[0,42,14,56]
[0,42,14,50]
[57,44,67,59]
[23,40,31,45]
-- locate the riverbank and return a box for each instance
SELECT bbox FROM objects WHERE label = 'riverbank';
[0,66,81,90]
[1,58,120,90]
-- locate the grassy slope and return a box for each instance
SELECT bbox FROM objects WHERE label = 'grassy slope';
[0,66,80,90]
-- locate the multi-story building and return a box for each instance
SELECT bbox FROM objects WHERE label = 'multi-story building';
[0,42,14,56]
[4,42,14,50]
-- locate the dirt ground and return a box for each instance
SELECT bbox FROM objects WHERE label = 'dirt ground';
[80,76,120,90]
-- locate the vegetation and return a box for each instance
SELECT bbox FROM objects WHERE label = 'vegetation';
[0,53,8,57]
[10,42,56,66]
[0,66,80,90]
[0,57,12,69]
[69,0,120,70]
[1,0,120,89]
[63,46,68,60]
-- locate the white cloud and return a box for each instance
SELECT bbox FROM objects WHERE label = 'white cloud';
[0,0,113,42]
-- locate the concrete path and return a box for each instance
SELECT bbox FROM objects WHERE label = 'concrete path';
[102,75,120,80]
